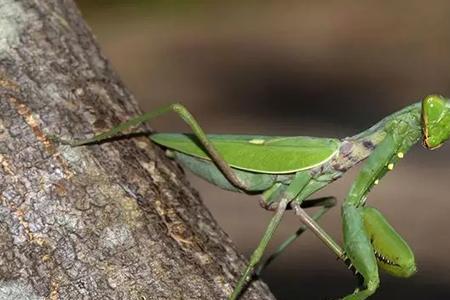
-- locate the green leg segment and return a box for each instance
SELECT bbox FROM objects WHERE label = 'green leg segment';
[255,196,336,276]
[229,172,312,300]
[229,198,288,300]
[292,202,344,259]
[341,121,420,300]
[342,204,379,300]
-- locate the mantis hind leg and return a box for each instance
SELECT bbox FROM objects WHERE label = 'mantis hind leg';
[255,196,337,276]
[229,198,288,300]
[64,103,249,190]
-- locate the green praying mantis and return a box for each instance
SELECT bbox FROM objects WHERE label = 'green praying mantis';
[63,95,450,300]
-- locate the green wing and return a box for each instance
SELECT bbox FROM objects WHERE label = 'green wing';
[151,133,340,174]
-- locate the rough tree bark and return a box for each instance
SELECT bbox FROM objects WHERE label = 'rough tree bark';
[0,1,276,299]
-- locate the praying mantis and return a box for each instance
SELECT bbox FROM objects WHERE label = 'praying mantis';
[63,95,450,299]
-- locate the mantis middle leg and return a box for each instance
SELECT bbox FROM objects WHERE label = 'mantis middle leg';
[256,196,337,275]
[229,172,313,300]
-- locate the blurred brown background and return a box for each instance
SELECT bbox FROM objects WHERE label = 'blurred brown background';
[76,1,450,299]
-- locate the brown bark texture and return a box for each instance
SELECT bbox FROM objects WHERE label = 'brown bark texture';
[0,1,276,299]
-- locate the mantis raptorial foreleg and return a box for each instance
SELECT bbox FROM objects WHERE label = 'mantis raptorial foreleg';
[255,196,336,275]
[341,122,420,300]
[67,103,249,190]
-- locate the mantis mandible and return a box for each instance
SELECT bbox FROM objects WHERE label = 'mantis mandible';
[64,95,450,300]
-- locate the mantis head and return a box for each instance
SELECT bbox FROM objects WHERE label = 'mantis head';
[422,95,450,149]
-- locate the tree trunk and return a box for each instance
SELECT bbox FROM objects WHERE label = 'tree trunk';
[0,1,275,299]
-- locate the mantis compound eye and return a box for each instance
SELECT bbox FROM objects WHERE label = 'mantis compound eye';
[421,94,450,149]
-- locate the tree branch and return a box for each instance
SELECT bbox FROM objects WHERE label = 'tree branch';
[0,1,275,299]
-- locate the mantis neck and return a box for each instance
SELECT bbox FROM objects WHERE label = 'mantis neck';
[350,102,421,142]
[335,102,422,171]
